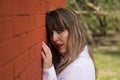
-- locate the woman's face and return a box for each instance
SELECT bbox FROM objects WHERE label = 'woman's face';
[50,29,69,55]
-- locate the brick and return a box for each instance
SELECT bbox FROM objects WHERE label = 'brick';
[48,4,56,10]
[0,27,3,43]
[19,27,46,52]
[20,59,41,80]
[40,0,50,3]
[14,50,29,77]
[33,59,42,80]
[15,77,21,80]
[0,0,66,80]
[14,15,35,35]
[27,0,41,14]
[53,0,66,8]
[0,0,37,15]
[0,16,14,42]
[15,0,28,15]
[39,2,49,14]
[0,27,46,67]
[34,15,46,27]
[0,0,18,15]
[31,71,42,80]
[0,38,21,67]
[0,0,47,15]
[29,39,46,64]
[29,45,37,63]
[14,16,28,35]
[36,42,42,60]
[0,62,14,80]
[25,16,35,32]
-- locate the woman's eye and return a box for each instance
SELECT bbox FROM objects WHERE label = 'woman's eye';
[58,29,64,33]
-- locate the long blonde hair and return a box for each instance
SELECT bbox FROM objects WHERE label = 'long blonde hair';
[46,8,96,77]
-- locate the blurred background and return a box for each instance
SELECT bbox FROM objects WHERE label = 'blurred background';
[67,0,120,80]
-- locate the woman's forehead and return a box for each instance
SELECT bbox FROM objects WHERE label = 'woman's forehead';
[48,25,65,31]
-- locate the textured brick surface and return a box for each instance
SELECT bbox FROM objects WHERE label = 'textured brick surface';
[0,62,14,80]
[0,0,66,80]
[14,50,29,77]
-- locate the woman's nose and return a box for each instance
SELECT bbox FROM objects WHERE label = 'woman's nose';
[52,31,59,41]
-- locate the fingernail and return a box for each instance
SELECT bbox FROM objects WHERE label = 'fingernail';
[42,42,45,47]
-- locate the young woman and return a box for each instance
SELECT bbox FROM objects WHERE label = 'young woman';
[41,8,97,80]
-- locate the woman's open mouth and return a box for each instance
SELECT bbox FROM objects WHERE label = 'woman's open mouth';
[56,44,64,50]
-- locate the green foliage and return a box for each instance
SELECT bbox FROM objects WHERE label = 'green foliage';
[117,41,120,52]
[93,48,120,80]
[67,0,120,36]
[67,0,76,10]
[67,1,120,80]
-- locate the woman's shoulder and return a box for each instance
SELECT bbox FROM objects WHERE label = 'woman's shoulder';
[71,56,93,68]
[61,56,93,73]
[58,57,95,79]
[58,57,95,78]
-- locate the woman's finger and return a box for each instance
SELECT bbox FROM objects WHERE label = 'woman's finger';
[42,42,51,56]
[41,51,46,59]
[42,42,49,49]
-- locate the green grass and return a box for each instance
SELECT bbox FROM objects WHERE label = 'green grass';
[93,48,120,80]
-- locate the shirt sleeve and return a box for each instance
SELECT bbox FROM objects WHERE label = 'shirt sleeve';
[43,65,57,80]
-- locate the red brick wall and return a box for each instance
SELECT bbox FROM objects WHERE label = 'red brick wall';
[0,0,66,80]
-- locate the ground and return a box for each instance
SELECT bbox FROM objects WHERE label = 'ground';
[92,31,120,80]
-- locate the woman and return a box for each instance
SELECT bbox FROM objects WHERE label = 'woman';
[41,8,97,80]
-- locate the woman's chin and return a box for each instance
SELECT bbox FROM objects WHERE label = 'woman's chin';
[58,49,66,55]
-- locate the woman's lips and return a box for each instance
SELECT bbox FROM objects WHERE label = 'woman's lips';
[56,44,63,50]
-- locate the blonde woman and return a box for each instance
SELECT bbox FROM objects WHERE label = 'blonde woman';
[41,8,97,80]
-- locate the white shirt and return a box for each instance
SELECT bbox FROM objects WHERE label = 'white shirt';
[43,45,96,80]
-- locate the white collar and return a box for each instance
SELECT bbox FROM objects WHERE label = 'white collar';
[79,45,90,58]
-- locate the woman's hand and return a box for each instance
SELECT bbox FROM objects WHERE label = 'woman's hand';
[41,42,52,69]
